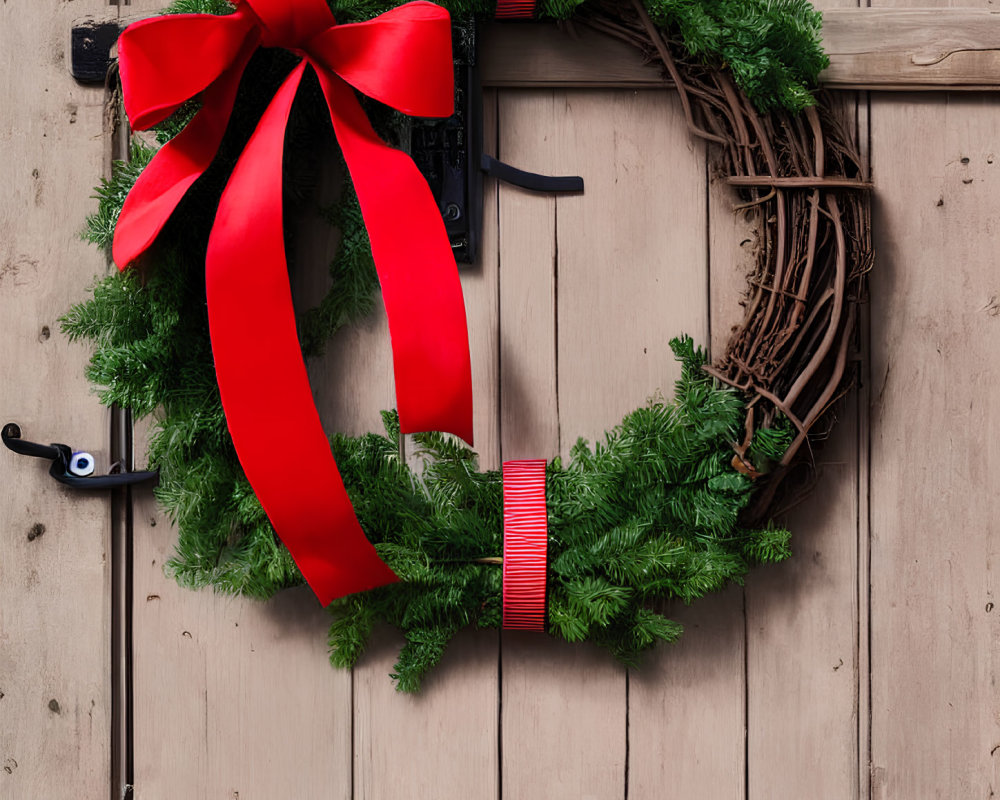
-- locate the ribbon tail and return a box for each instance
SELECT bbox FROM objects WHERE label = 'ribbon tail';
[112,39,256,269]
[205,61,398,604]
[314,65,474,445]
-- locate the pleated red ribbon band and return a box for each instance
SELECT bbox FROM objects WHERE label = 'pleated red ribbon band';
[494,0,537,19]
[114,0,474,605]
[502,459,548,631]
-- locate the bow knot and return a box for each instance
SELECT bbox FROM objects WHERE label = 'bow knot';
[241,0,334,50]
[114,0,473,605]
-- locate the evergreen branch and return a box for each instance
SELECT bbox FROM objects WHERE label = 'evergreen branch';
[61,1,824,690]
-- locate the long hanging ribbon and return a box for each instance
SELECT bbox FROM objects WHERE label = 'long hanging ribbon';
[502,459,548,631]
[114,0,473,604]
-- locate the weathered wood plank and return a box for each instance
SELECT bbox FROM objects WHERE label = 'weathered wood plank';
[480,22,667,89]
[130,145,354,800]
[496,95,558,464]
[552,90,709,449]
[353,628,499,800]
[869,90,1000,800]
[131,507,353,799]
[628,146,747,800]
[481,11,1000,91]
[498,86,711,799]
[108,6,1000,92]
[745,414,861,800]
[628,588,746,800]
[496,89,625,800]
[855,91,873,800]
[0,2,112,798]
[735,0,864,777]
[351,90,500,800]
[821,8,1000,89]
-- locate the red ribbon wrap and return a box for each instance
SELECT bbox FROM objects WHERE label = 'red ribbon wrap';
[494,0,537,19]
[502,459,548,631]
[114,0,474,605]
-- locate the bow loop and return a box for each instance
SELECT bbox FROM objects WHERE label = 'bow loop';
[118,10,257,130]
[307,2,454,117]
[243,0,335,49]
[113,0,472,605]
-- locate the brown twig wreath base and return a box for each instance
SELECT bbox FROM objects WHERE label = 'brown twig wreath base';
[580,0,872,520]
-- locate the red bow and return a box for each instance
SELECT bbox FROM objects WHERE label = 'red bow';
[114,0,474,605]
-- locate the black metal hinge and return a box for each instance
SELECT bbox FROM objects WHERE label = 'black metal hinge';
[70,19,121,84]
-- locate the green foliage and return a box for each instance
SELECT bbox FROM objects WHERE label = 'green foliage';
[82,141,155,254]
[163,0,827,113]
[62,0,812,690]
[297,179,380,357]
[164,0,236,14]
[333,0,828,113]
[324,339,790,689]
[64,41,385,599]
[643,0,828,112]
[749,413,794,470]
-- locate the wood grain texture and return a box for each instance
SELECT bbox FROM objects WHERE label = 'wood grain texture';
[132,491,352,799]
[553,90,708,445]
[497,93,558,464]
[740,0,866,783]
[497,90,625,800]
[628,588,746,800]
[821,7,1000,89]
[351,90,500,800]
[627,150,747,800]
[869,90,1000,800]
[480,22,666,89]
[353,627,499,800]
[741,78,864,796]
[481,12,1000,91]
[0,2,112,798]
[745,413,861,800]
[130,146,354,800]
[497,87,712,799]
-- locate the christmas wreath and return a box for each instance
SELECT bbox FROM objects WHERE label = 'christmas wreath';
[61,0,870,691]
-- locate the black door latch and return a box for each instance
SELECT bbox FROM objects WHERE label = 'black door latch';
[2,423,158,490]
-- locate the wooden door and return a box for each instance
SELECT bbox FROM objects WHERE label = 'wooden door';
[7,1,1000,798]
[1,2,114,798]
[121,70,860,800]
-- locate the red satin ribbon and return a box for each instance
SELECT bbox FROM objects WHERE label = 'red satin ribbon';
[114,0,474,604]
